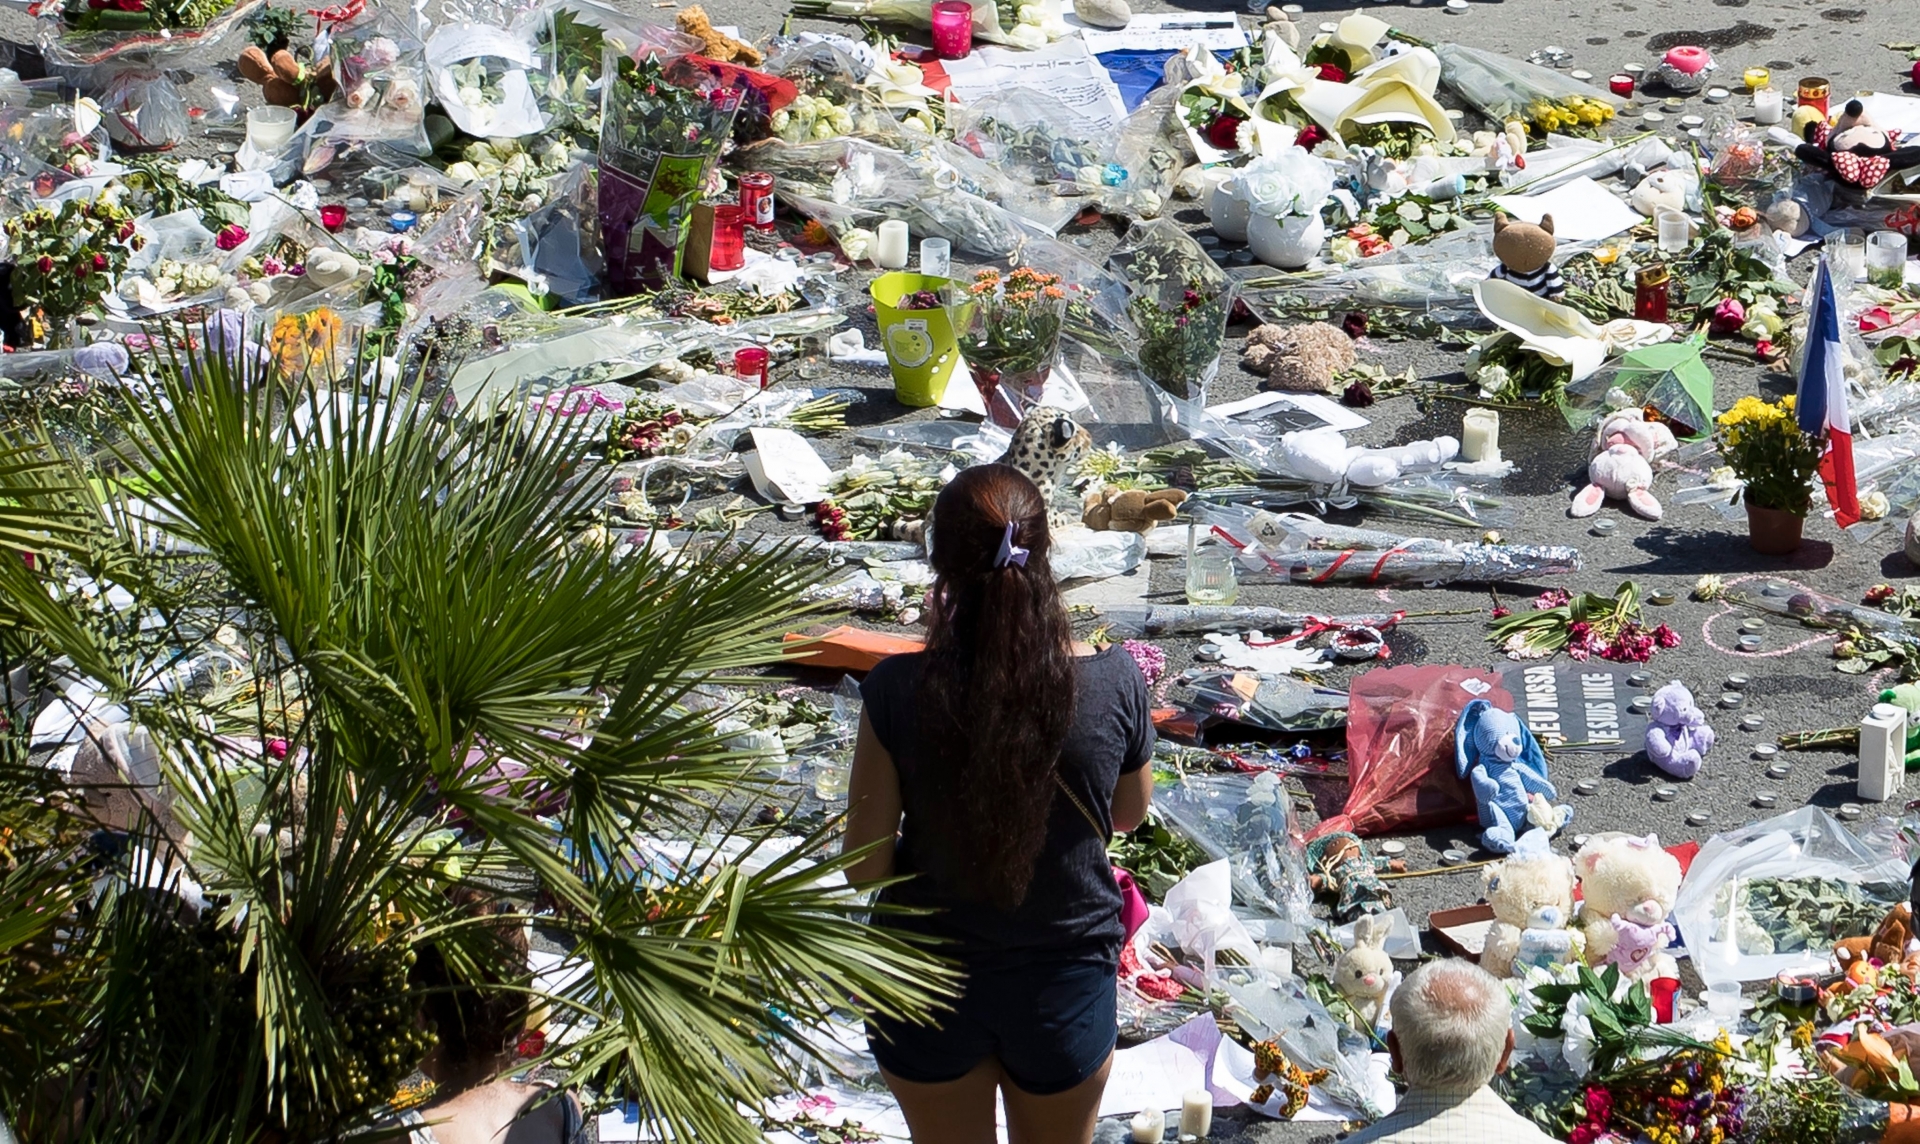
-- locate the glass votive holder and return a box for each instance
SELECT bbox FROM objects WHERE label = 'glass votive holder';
[389,210,417,233]
[1831,227,1867,282]
[710,204,747,272]
[319,204,348,232]
[1656,209,1690,253]
[1866,230,1908,289]
[246,105,297,152]
[930,0,974,60]
[1752,87,1783,125]
[919,237,951,278]
[734,346,770,388]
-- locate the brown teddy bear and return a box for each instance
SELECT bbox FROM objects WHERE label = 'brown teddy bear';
[1082,485,1187,534]
[1240,321,1356,393]
[677,6,763,66]
[1836,903,1915,970]
[1489,213,1565,301]
[238,45,336,112]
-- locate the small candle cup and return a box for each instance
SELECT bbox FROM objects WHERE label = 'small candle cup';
[930,0,974,60]
[247,105,298,152]
[1831,227,1868,283]
[1609,73,1635,97]
[319,204,348,232]
[389,209,417,233]
[709,204,747,272]
[874,219,910,269]
[1798,76,1830,118]
[1753,87,1783,125]
[1743,67,1770,90]
[919,236,951,278]
[1867,230,1909,289]
[734,345,770,388]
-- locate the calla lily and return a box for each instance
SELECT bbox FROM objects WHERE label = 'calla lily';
[863,59,937,110]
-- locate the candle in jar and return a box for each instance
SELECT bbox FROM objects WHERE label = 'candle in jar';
[1130,1109,1166,1142]
[1179,1091,1212,1138]
[1753,87,1783,124]
[1797,76,1830,117]
[929,0,974,60]
[1743,66,1770,90]
[1608,73,1634,97]
[1461,408,1501,463]
[875,220,910,269]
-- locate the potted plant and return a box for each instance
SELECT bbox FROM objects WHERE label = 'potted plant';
[1714,394,1825,553]
[1233,147,1335,270]
[944,266,1068,428]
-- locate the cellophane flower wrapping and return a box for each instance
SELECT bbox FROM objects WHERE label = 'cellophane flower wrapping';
[1109,218,1234,402]
[34,0,261,68]
[1430,42,1620,135]
[312,9,431,153]
[597,45,740,295]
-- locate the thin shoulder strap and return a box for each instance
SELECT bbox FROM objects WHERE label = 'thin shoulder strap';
[1053,771,1108,839]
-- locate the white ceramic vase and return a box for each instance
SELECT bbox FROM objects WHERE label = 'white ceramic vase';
[1248,211,1326,269]
[1207,181,1251,243]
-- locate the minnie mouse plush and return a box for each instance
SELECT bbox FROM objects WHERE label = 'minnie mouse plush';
[1796,99,1920,203]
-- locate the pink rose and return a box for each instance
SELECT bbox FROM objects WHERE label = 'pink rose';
[215,224,248,251]
[1708,297,1745,336]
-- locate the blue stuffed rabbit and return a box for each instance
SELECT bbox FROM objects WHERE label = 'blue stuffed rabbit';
[1454,699,1570,854]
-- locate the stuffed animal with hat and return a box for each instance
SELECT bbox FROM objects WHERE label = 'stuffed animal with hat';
[1796,100,1920,204]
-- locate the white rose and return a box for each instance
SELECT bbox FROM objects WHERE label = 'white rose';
[445,161,479,184]
[840,227,874,261]
[386,77,421,113]
[1006,23,1048,48]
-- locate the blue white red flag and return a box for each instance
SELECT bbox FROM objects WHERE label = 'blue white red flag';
[1797,255,1859,527]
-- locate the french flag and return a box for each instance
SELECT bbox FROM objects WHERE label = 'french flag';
[1797,255,1860,528]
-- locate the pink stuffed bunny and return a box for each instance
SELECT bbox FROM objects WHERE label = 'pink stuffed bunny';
[1570,408,1678,520]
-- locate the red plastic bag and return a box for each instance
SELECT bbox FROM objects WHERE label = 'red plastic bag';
[1310,664,1509,840]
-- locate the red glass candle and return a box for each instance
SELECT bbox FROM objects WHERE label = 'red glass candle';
[710,205,746,272]
[1634,264,1670,324]
[319,204,348,232]
[734,346,770,388]
[930,1,973,60]
[1609,73,1634,97]
[1797,76,1830,118]
[739,171,775,230]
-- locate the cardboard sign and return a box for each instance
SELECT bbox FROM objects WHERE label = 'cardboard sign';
[1497,662,1646,750]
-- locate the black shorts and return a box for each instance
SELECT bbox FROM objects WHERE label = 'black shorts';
[866,956,1117,1096]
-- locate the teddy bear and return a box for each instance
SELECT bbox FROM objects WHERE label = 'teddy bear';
[237,45,336,114]
[1796,100,1920,205]
[1879,683,1920,770]
[1241,322,1357,393]
[1604,914,1676,978]
[1332,914,1394,1026]
[1628,169,1692,219]
[1480,830,1577,976]
[676,6,764,65]
[1082,485,1188,535]
[1279,427,1460,490]
[1454,699,1569,855]
[1644,681,1715,779]
[1574,833,1683,978]
[1488,213,1565,302]
[1569,408,1678,521]
[1836,904,1916,971]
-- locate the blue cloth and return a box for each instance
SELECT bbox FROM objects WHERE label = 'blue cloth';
[1096,48,1242,111]
[867,955,1118,1093]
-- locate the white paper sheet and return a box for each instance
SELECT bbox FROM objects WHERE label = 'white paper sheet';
[1075,11,1248,54]
[1096,1035,1210,1117]
[1861,91,1920,139]
[940,39,1128,132]
[1490,176,1643,243]
[426,23,549,138]
[1209,390,1370,433]
[744,427,833,505]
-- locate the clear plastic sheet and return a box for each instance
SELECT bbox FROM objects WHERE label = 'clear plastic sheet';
[756,40,912,150]
[310,9,432,155]
[1674,806,1911,986]
[37,0,266,69]
[1222,973,1386,1120]
[1428,42,1622,130]
[949,86,1111,231]
[1244,226,1494,327]
[1152,771,1313,924]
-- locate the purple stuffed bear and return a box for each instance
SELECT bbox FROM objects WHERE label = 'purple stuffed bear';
[1645,681,1715,779]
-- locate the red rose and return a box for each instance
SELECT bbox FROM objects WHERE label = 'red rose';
[215,224,248,251]
[36,256,52,274]
[1296,124,1328,150]
[1204,114,1245,151]
[91,252,107,270]
[74,264,89,279]
[1315,63,1348,82]
[117,221,135,242]
[114,0,145,11]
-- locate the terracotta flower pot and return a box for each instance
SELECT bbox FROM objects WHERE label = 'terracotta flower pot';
[1745,502,1805,555]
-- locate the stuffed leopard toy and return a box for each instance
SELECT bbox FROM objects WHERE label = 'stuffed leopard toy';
[1251,1040,1329,1119]
[994,405,1091,525]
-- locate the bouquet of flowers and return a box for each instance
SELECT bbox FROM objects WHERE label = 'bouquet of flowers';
[1489,582,1681,663]
[1109,219,1236,403]
[1418,40,1620,138]
[790,0,1064,50]
[5,193,142,343]
[945,266,1069,428]
[35,0,260,66]
[598,48,741,294]
[1715,395,1824,515]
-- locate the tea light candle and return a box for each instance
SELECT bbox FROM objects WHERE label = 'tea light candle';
[1753,87,1783,124]
[1591,518,1617,537]
[1767,763,1792,779]
[1629,671,1652,687]
[1180,1090,1213,1138]
[1752,744,1778,760]
[1610,73,1635,97]
[1441,848,1469,865]
[1740,618,1765,633]
[1461,408,1501,462]
[389,210,417,232]
[1643,111,1666,124]
[1653,786,1678,801]
[875,220,910,269]
[1630,695,1652,713]
[1687,810,1712,826]
[1738,635,1763,652]
[1444,0,1467,14]
[1570,69,1594,81]
[1726,674,1750,689]
[1754,792,1778,808]
[1576,779,1599,795]
[1744,67,1770,90]
[1650,591,1676,605]
[1704,87,1730,104]
[1379,840,1406,856]
[1720,692,1744,709]
[1132,1109,1166,1143]
[1740,714,1766,732]
[1679,114,1705,129]
[1838,803,1863,821]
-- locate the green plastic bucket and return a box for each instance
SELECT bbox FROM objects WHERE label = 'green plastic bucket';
[869,271,964,407]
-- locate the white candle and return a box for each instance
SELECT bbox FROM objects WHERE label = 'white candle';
[1130,1108,1166,1142]
[1462,408,1501,463]
[1179,1090,1212,1138]
[875,220,910,269]
[1753,87,1783,125]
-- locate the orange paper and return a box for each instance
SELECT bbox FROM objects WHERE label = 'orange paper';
[782,626,925,673]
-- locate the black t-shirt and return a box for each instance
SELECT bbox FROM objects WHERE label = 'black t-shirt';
[859,645,1155,968]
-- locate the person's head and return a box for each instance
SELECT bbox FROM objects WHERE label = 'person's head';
[415,888,533,1090]
[917,463,1076,910]
[1385,959,1516,1092]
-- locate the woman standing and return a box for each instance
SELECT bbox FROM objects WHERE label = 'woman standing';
[844,463,1155,1144]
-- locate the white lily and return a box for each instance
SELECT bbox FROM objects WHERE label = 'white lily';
[864,59,936,110]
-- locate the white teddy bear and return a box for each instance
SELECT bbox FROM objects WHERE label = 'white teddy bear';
[1573,833,1683,980]
[1280,427,1461,489]
[1479,832,1579,978]
[1515,904,1576,972]
[1570,408,1678,520]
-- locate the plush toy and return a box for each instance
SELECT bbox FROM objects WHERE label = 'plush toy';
[1332,914,1393,1026]
[1569,408,1678,520]
[1280,427,1460,489]
[237,45,336,113]
[1644,681,1716,779]
[1880,683,1920,770]
[1082,485,1187,534]
[1489,213,1565,302]
[1629,169,1692,218]
[1480,830,1578,976]
[1517,905,1577,973]
[1836,904,1916,971]
[1574,833,1683,977]
[1454,699,1569,854]
[1306,830,1399,923]
[1241,322,1357,393]
[1604,913,1676,977]
[1796,100,1920,203]
[676,6,764,65]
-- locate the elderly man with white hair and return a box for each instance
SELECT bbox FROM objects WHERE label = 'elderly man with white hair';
[1344,958,1553,1143]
